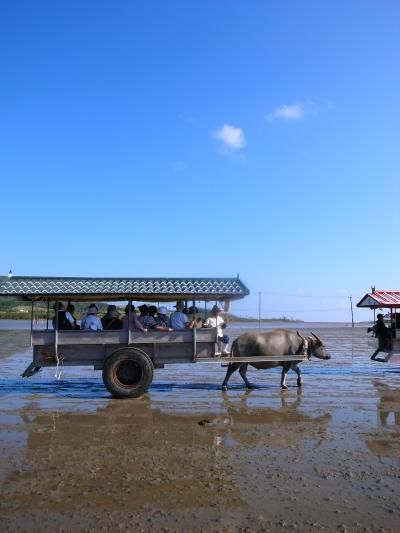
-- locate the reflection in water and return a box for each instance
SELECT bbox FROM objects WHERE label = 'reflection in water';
[1,396,253,516]
[218,388,331,450]
[362,381,400,460]
[20,390,331,454]
[374,381,400,427]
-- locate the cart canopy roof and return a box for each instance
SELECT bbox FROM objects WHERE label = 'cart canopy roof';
[0,276,250,303]
[357,290,400,309]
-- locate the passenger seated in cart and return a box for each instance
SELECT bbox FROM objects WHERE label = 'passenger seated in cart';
[66,302,80,329]
[138,304,157,329]
[101,305,122,330]
[203,304,230,355]
[189,305,204,328]
[81,304,103,331]
[156,306,171,329]
[149,305,173,332]
[121,303,147,332]
[170,300,195,330]
[52,302,75,330]
[371,313,392,360]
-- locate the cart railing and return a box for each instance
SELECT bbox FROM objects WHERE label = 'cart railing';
[31,329,217,346]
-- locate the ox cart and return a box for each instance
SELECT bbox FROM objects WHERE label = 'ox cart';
[357,290,400,362]
[0,276,308,398]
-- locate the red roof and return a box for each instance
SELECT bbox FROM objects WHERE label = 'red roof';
[357,290,400,309]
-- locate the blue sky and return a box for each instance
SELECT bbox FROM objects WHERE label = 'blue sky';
[1,1,399,321]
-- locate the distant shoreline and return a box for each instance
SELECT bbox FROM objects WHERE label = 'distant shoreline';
[225,315,302,323]
[0,313,301,323]
[0,318,368,328]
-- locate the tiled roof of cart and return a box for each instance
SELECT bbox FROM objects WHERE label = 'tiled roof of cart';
[357,290,400,309]
[0,276,250,302]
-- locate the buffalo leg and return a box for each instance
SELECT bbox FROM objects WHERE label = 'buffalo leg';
[280,363,290,390]
[239,364,254,389]
[371,348,380,360]
[222,363,241,391]
[291,363,303,387]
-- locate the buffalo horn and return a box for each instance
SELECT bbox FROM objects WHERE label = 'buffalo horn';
[297,331,310,358]
[311,331,323,344]
[297,330,306,343]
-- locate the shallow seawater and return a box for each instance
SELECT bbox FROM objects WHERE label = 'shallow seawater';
[0,324,399,532]
[0,324,396,413]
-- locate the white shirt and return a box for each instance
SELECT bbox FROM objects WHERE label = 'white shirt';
[81,314,103,331]
[65,311,75,326]
[204,315,225,337]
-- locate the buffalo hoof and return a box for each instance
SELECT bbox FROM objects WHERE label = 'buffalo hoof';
[221,385,228,391]
[246,384,255,390]
[297,379,303,387]
[281,385,288,390]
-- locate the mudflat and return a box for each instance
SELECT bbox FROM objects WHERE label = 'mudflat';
[0,325,399,532]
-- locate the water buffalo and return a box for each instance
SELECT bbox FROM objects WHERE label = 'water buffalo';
[221,329,330,391]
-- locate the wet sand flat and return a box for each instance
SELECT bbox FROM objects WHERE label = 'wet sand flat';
[0,325,400,532]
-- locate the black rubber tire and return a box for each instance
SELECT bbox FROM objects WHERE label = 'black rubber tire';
[102,348,153,399]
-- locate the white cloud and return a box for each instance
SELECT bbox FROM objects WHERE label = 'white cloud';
[269,101,315,121]
[213,124,246,150]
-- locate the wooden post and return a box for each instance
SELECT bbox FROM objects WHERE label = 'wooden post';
[192,322,197,361]
[349,296,354,328]
[54,300,59,357]
[371,286,376,322]
[192,298,197,360]
[46,299,49,330]
[30,300,34,347]
[390,307,395,339]
[128,298,132,345]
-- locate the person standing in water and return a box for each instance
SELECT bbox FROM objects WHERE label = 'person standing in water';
[371,313,392,360]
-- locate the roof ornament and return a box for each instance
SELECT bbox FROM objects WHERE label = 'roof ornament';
[8,270,12,279]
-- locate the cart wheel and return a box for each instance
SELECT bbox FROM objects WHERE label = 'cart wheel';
[102,348,153,399]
